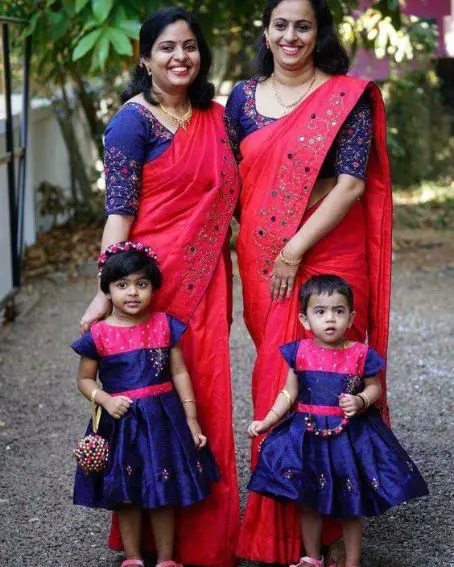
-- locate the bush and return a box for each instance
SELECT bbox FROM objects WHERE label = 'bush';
[385,69,454,187]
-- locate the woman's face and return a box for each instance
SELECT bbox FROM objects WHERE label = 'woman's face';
[145,20,201,95]
[265,0,317,72]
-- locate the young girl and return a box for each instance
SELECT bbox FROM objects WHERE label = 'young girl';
[71,241,218,567]
[247,275,428,567]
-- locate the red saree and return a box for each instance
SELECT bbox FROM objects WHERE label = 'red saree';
[236,76,392,563]
[108,103,241,567]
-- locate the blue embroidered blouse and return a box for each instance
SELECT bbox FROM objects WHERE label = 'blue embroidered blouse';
[224,78,373,179]
[104,102,174,216]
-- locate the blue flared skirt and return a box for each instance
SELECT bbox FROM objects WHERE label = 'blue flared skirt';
[248,407,428,518]
[74,390,219,511]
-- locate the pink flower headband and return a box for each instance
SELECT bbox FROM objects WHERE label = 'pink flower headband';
[97,241,159,272]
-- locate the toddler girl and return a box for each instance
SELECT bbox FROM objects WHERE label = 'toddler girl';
[71,241,218,567]
[247,274,428,567]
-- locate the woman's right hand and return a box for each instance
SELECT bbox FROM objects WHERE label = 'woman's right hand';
[80,291,111,334]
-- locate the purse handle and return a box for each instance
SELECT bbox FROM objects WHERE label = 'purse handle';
[91,388,103,433]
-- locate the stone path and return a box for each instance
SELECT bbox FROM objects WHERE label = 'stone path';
[0,248,453,566]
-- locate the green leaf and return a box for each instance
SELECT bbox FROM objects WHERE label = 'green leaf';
[50,12,70,41]
[75,0,90,12]
[118,20,141,39]
[96,31,111,69]
[72,28,103,61]
[107,28,133,55]
[92,0,114,22]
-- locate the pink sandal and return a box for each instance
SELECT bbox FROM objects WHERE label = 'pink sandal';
[121,561,144,567]
[156,562,183,567]
[290,557,324,567]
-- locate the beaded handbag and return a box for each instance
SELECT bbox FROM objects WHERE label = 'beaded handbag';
[74,395,109,473]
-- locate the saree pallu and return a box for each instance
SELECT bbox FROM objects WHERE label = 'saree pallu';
[236,76,392,563]
[108,103,241,567]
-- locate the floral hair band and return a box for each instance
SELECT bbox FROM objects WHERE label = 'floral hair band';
[97,241,159,272]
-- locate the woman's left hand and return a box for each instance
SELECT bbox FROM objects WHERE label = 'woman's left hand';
[270,256,301,301]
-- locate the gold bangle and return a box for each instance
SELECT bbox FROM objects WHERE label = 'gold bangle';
[279,249,302,266]
[269,407,280,418]
[278,388,292,407]
[182,399,196,404]
[358,392,371,409]
[91,388,99,403]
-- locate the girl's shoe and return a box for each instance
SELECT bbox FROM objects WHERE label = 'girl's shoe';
[121,561,145,567]
[290,557,324,567]
[156,562,183,567]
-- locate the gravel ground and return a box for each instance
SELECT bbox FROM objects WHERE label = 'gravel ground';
[0,244,453,567]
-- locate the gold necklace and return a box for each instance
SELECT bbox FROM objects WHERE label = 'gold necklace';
[271,72,317,113]
[159,101,192,131]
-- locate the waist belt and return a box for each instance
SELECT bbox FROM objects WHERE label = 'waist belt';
[111,382,173,400]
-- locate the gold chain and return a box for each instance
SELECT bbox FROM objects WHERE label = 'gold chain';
[271,72,317,112]
[159,101,193,131]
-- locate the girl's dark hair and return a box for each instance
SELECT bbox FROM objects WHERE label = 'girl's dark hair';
[299,274,354,314]
[254,0,350,77]
[121,7,214,108]
[100,250,162,294]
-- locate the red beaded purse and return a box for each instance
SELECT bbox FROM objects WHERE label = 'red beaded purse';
[74,392,109,473]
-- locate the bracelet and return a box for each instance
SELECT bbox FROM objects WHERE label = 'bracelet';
[182,399,196,404]
[358,392,371,409]
[278,388,292,407]
[356,394,366,409]
[91,388,99,403]
[269,408,280,418]
[360,392,371,408]
[279,249,302,266]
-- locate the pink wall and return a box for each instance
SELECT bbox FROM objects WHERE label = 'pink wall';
[405,0,451,56]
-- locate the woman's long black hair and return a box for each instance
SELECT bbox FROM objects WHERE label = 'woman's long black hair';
[254,0,350,77]
[121,7,214,108]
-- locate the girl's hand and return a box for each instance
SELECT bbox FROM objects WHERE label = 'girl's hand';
[102,396,133,419]
[339,394,363,418]
[269,255,301,301]
[248,420,270,438]
[187,418,207,448]
[80,291,111,334]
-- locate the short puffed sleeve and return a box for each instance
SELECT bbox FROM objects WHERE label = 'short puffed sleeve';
[166,314,187,347]
[71,330,101,361]
[279,341,300,370]
[363,347,385,377]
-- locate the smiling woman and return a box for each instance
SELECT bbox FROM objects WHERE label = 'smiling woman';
[225,0,393,565]
[79,7,241,567]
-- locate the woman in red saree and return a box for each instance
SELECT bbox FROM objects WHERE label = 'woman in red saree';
[225,0,392,565]
[80,9,240,567]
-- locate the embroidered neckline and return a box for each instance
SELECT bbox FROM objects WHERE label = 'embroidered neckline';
[122,101,174,140]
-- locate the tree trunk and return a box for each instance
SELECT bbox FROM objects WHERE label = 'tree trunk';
[70,65,104,160]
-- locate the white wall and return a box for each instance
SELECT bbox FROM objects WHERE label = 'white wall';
[0,96,95,304]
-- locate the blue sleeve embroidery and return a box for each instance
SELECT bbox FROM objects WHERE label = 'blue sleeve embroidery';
[279,341,300,370]
[71,330,100,361]
[224,84,244,162]
[104,104,150,216]
[334,94,372,180]
[363,347,385,377]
